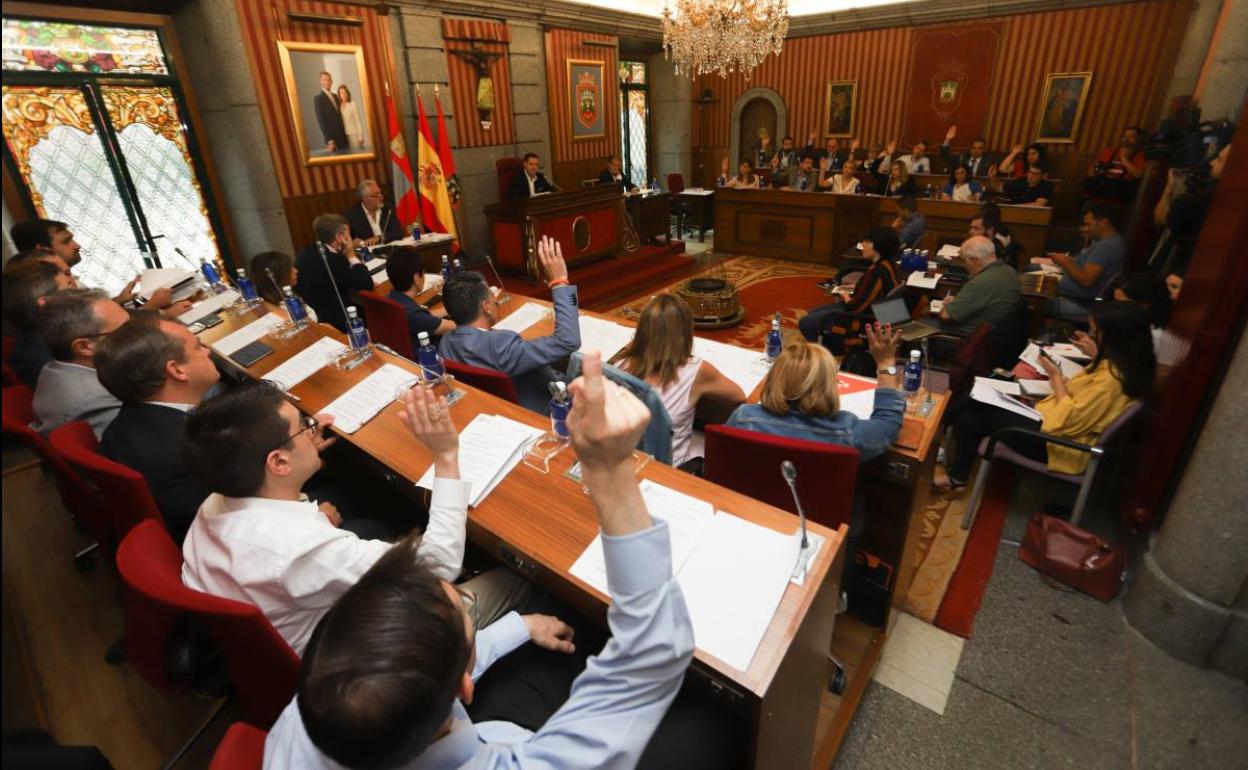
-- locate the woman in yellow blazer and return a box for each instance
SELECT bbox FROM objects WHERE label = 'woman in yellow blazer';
[938,302,1156,487]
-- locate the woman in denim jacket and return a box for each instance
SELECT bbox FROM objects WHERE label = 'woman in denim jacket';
[726,325,906,463]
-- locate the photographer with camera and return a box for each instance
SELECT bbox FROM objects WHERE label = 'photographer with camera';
[1083,126,1147,203]
[1148,142,1231,275]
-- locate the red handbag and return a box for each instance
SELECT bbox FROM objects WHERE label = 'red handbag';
[1018,513,1124,601]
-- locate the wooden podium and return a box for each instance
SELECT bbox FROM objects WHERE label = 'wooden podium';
[713,188,880,265]
[485,186,639,279]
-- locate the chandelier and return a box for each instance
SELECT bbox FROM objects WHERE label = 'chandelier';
[661,0,789,79]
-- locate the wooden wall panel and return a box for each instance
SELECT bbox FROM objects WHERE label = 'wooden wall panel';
[234,0,395,208]
[442,19,515,148]
[544,27,619,190]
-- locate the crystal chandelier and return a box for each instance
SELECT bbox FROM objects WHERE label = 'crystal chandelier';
[662,0,789,79]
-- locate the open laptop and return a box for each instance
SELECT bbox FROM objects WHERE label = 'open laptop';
[870,296,941,341]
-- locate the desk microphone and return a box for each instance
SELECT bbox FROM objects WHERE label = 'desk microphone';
[781,461,809,549]
[263,267,284,301]
[379,207,393,245]
[316,239,353,331]
[483,254,512,304]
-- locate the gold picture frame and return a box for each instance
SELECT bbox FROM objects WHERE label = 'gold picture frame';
[568,58,605,141]
[1035,71,1092,144]
[276,40,377,166]
[824,80,857,138]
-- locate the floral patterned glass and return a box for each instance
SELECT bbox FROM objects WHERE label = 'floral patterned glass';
[2,18,167,75]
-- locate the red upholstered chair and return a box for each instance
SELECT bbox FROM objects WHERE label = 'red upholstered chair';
[923,322,992,403]
[359,290,414,359]
[704,424,860,530]
[496,157,523,200]
[2,387,109,564]
[49,421,163,550]
[210,723,267,770]
[445,359,521,404]
[2,335,17,387]
[116,520,301,729]
[666,173,685,193]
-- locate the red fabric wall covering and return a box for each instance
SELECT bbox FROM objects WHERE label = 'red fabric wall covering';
[442,18,515,148]
[234,0,395,199]
[695,0,1185,157]
[544,28,620,163]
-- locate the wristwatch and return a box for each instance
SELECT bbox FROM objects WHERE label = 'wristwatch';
[883,364,897,376]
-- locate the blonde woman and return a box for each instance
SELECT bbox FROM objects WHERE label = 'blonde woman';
[725,326,904,462]
[884,159,918,197]
[821,158,861,194]
[610,294,745,466]
[338,85,363,149]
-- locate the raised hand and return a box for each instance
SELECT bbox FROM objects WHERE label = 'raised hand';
[398,384,459,471]
[886,139,898,155]
[115,275,141,305]
[808,130,818,144]
[945,125,957,142]
[865,322,902,368]
[537,235,569,283]
[850,137,861,152]
[523,614,576,653]
[1011,144,1024,154]
[148,286,174,309]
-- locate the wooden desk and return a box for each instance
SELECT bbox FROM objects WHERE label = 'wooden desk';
[484,187,639,279]
[372,235,457,274]
[713,188,879,264]
[624,191,672,244]
[676,189,715,242]
[878,197,1052,260]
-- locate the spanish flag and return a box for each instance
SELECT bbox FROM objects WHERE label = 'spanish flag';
[415,91,457,244]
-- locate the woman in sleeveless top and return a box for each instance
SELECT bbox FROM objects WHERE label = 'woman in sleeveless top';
[611,294,745,467]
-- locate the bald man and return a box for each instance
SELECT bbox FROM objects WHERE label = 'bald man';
[938,235,1020,336]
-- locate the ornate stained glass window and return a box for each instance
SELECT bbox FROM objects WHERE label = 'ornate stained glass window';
[2,18,167,75]
[101,86,220,274]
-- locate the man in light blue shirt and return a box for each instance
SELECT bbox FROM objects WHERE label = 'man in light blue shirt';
[263,352,701,769]
[439,236,580,415]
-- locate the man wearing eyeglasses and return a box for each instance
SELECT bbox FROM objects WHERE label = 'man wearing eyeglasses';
[30,288,130,438]
[344,178,403,246]
[179,379,528,657]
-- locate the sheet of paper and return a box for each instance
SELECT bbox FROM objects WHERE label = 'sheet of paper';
[676,512,801,672]
[836,374,879,420]
[974,376,1021,396]
[1019,378,1054,397]
[578,316,636,361]
[906,272,940,289]
[937,243,961,259]
[140,268,197,300]
[179,290,240,324]
[211,313,286,356]
[422,274,443,293]
[364,256,387,274]
[493,302,549,334]
[1019,343,1083,379]
[414,413,543,505]
[681,188,714,196]
[1045,342,1090,361]
[929,299,945,314]
[971,380,1043,421]
[692,337,769,395]
[261,337,347,390]
[569,479,716,594]
[320,363,415,434]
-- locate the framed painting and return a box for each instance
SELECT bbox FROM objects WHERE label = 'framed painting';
[568,59,605,141]
[824,80,857,138]
[276,41,376,165]
[1035,72,1092,144]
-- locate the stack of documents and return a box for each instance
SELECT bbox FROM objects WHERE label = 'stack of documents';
[975,375,1053,399]
[262,337,347,390]
[570,480,802,672]
[906,272,940,289]
[936,244,962,260]
[493,302,548,334]
[577,316,635,361]
[211,313,286,356]
[320,363,416,434]
[178,289,240,324]
[415,413,543,506]
[971,378,1043,420]
[140,268,199,301]
[1019,343,1084,378]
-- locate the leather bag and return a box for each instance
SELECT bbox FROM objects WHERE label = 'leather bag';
[1018,513,1124,601]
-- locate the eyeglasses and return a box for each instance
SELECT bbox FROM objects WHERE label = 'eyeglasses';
[270,413,319,452]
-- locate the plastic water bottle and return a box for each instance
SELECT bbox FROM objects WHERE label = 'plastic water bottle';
[416,331,445,381]
[925,183,935,199]
[765,312,783,360]
[235,268,259,303]
[550,392,572,441]
[440,255,452,283]
[452,257,463,275]
[282,285,308,324]
[346,306,370,351]
[650,178,660,192]
[411,223,422,241]
[358,245,372,264]
[200,258,226,293]
[903,349,923,407]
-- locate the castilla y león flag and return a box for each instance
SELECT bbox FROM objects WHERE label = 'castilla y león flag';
[415,92,457,245]
[386,88,419,229]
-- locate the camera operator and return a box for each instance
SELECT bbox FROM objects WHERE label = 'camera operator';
[1148,142,1231,275]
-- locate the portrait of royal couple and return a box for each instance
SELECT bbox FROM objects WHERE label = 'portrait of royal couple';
[314,70,365,154]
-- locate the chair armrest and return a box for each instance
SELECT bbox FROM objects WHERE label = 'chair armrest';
[984,426,1104,462]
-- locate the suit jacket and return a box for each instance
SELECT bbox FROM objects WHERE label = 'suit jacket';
[99,403,204,546]
[344,202,404,243]
[507,171,555,199]
[294,243,374,332]
[31,361,121,438]
[598,169,635,191]
[10,327,53,389]
[314,90,348,150]
[940,144,995,178]
[439,285,581,414]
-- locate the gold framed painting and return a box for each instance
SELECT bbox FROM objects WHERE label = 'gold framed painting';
[1035,72,1092,144]
[276,40,376,166]
[824,80,857,138]
[568,59,605,141]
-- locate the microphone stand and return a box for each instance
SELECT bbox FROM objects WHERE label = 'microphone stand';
[781,461,825,584]
[266,267,308,338]
[317,239,370,367]
[379,206,393,245]
[918,336,935,417]
[483,254,512,304]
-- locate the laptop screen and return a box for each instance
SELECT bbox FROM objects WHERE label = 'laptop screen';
[871,296,911,325]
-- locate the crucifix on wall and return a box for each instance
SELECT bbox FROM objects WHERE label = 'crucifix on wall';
[451,45,502,130]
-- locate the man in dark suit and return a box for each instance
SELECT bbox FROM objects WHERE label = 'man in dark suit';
[597,155,638,192]
[95,314,221,545]
[939,125,995,178]
[295,213,375,332]
[344,179,404,245]
[314,71,348,154]
[507,153,556,199]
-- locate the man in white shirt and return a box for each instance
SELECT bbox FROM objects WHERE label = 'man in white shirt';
[344,178,402,245]
[900,139,931,174]
[31,288,130,437]
[507,153,555,199]
[180,379,527,656]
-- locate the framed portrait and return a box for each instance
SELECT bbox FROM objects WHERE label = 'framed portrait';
[1035,72,1092,144]
[276,41,376,165]
[824,80,857,138]
[568,59,605,141]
